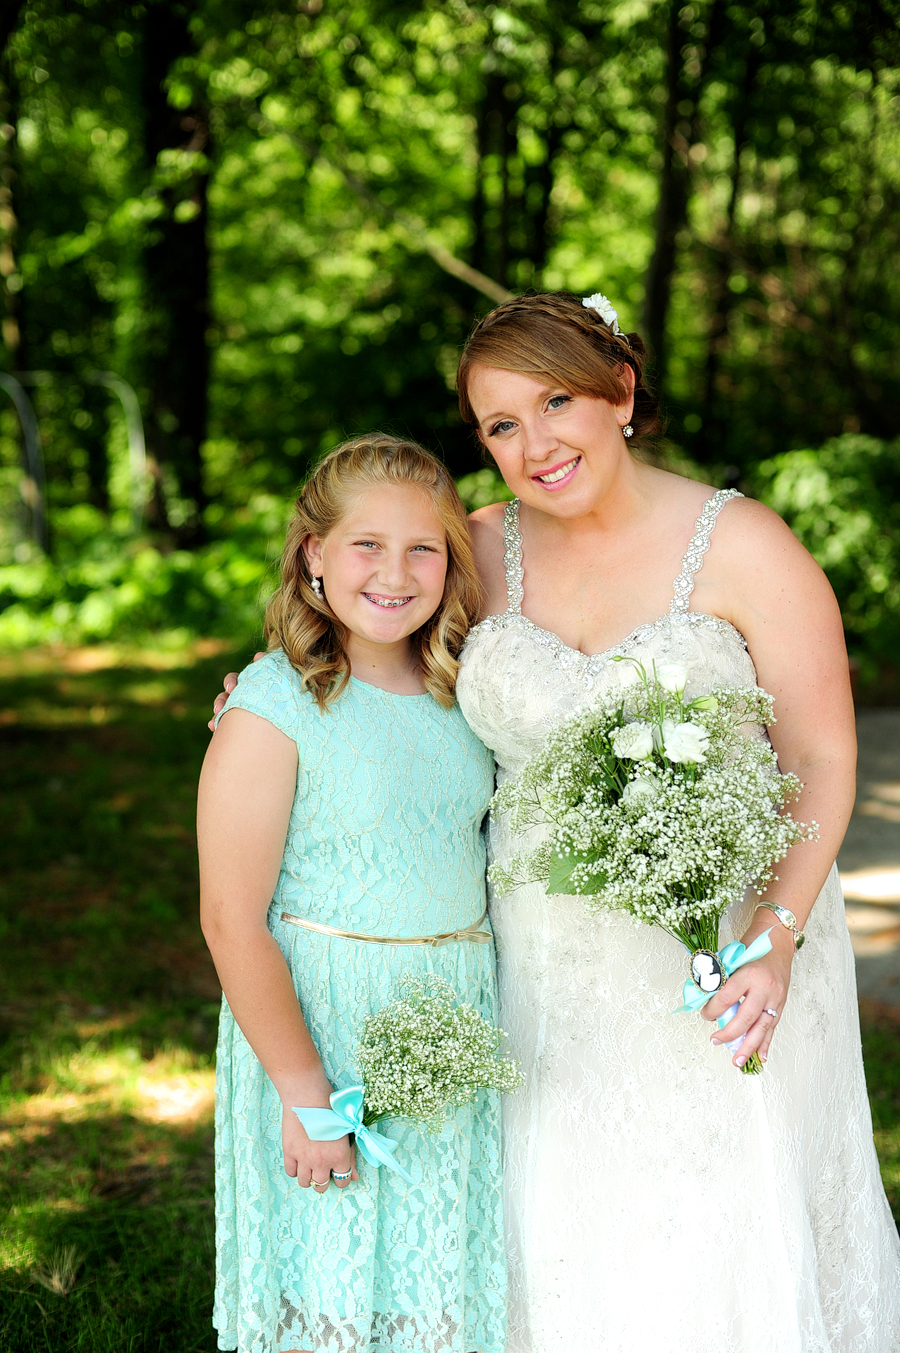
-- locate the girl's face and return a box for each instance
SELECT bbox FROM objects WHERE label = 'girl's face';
[466,364,635,519]
[304,484,449,657]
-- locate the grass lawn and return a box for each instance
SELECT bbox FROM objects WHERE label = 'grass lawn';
[0,640,252,1352]
[0,642,898,1350]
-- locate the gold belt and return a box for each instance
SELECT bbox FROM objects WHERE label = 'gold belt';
[279,907,492,947]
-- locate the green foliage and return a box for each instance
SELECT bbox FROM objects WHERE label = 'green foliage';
[2,1,900,662]
[753,434,900,662]
[0,496,289,648]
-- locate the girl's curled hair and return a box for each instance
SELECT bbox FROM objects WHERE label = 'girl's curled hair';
[457,290,662,453]
[265,433,481,711]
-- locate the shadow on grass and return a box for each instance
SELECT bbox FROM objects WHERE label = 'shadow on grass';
[1,1119,215,1353]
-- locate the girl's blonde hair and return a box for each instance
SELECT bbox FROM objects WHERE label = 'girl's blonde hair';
[457,291,661,452]
[265,433,481,710]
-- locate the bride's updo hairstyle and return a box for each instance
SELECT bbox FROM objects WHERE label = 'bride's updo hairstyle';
[265,433,481,711]
[457,291,661,452]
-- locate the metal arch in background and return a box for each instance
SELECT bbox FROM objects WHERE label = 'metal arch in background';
[0,372,48,552]
[87,372,148,530]
[18,370,149,532]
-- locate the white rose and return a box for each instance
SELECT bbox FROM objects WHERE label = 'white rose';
[655,662,689,694]
[662,719,709,764]
[615,659,642,689]
[611,721,655,760]
[621,777,659,808]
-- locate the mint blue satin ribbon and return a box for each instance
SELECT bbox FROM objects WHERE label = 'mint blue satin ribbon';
[673,928,774,1054]
[293,1086,414,1185]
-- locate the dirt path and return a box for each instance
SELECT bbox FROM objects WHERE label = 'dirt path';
[839,711,900,1008]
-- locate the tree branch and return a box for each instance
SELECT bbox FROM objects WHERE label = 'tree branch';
[265,116,513,306]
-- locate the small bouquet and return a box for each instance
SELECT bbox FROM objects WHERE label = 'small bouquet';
[294,975,522,1181]
[490,659,818,1074]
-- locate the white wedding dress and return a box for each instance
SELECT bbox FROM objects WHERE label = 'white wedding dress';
[456,491,900,1353]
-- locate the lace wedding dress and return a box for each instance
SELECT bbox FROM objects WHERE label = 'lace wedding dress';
[456,491,900,1353]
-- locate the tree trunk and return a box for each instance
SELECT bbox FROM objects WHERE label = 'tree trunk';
[140,0,210,543]
[696,46,760,462]
[643,0,725,384]
[0,0,25,371]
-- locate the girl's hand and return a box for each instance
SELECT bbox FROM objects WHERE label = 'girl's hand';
[281,1103,359,1191]
[208,652,265,731]
[701,920,796,1069]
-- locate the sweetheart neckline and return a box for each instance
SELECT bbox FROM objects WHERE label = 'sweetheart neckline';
[466,608,750,665]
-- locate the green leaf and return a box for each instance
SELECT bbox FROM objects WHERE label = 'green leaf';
[548,849,608,896]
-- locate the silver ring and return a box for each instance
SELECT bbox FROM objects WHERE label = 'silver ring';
[311,1179,329,1189]
[331,1170,352,1182]
[763,1007,779,1019]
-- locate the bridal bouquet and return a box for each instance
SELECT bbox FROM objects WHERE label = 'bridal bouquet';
[489,659,817,1074]
[294,975,522,1181]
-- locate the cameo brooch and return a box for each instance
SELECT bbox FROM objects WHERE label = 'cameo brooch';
[690,949,725,994]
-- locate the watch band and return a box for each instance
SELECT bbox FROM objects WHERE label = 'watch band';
[756,902,805,951]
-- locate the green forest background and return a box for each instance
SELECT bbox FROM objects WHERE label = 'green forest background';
[1,0,900,675]
[3,4,900,1345]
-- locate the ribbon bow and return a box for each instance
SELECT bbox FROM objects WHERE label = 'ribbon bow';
[293,1086,414,1185]
[673,928,774,1015]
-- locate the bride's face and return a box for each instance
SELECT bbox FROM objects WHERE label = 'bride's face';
[466,365,635,519]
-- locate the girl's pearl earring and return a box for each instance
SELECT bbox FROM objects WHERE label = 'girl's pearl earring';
[311,575,322,598]
[622,424,634,439]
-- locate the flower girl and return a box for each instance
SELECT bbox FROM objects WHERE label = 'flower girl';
[198,435,506,1353]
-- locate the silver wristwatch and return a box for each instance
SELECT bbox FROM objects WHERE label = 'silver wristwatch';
[756,902,805,950]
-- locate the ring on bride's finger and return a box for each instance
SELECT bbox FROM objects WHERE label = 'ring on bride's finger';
[331,1170,352,1182]
[312,1179,329,1190]
[763,1007,779,1019]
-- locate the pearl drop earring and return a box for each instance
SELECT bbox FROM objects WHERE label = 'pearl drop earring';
[311,575,322,598]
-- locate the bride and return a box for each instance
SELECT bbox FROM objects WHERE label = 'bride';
[213,289,900,1351]
[453,290,900,1352]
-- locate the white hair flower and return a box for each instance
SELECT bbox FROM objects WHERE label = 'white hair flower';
[582,293,622,334]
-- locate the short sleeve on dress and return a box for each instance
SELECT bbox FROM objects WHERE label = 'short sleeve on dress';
[213,650,303,745]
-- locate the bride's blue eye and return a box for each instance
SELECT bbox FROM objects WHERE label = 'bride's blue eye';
[489,419,516,437]
[548,395,572,410]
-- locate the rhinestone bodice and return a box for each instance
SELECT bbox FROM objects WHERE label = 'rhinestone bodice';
[457,489,756,776]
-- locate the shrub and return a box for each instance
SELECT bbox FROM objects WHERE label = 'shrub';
[753,434,900,665]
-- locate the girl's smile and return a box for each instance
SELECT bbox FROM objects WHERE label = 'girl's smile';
[304,483,449,673]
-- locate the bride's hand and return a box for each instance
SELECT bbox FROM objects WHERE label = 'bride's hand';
[701,919,796,1069]
[208,652,265,731]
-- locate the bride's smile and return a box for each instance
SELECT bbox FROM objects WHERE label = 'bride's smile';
[465,365,637,518]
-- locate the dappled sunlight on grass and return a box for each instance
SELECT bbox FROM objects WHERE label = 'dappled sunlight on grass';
[2,1038,215,1131]
[0,642,238,1349]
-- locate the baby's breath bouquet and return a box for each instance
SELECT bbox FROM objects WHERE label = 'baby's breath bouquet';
[294,976,521,1182]
[490,659,817,1074]
[358,974,522,1126]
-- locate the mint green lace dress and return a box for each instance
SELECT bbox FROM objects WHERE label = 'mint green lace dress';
[212,651,505,1353]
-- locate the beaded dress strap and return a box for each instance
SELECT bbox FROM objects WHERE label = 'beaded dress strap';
[502,498,525,614]
[669,488,743,615]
